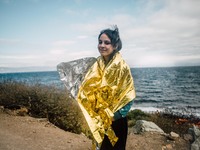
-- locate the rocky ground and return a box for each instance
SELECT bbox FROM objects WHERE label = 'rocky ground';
[0,109,190,150]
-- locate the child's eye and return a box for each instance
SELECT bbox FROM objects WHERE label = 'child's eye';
[104,41,111,45]
[98,40,111,45]
[98,41,102,44]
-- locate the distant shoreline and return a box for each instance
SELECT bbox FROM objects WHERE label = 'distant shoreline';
[0,65,200,74]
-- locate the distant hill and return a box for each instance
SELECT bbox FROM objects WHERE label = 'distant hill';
[0,66,56,73]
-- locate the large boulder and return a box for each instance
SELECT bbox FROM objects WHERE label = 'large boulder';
[190,125,200,150]
[191,137,200,150]
[132,120,164,134]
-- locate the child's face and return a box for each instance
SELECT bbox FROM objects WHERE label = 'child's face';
[98,33,114,62]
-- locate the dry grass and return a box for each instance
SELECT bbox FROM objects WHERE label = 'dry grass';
[0,79,89,134]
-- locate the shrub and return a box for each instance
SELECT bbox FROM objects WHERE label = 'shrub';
[127,109,150,127]
[149,112,192,136]
[0,79,88,134]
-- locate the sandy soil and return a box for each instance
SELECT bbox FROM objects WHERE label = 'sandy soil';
[0,110,190,150]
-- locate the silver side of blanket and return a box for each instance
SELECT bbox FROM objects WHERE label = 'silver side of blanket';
[57,57,97,99]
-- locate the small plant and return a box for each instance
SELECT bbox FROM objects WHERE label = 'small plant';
[127,109,150,127]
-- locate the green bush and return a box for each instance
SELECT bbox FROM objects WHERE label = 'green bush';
[127,109,150,127]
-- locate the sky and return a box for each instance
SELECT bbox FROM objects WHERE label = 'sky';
[0,0,200,70]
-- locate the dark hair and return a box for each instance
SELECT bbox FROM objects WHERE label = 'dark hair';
[98,25,122,51]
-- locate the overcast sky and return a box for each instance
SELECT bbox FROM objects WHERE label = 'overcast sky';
[0,0,200,69]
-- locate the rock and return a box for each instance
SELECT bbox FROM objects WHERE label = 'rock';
[190,125,200,150]
[37,118,48,122]
[193,125,200,140]
[132,120,164,134]
[191,137,200,150]
[183,133,193,142]
[162,145,166,150]
[166,144,173,149]
[16,107,29,116]
[0,105,4,112]
[162,144,173,150]
[167,131,179,140]
[170,132,179,138]
[57,57,96,99]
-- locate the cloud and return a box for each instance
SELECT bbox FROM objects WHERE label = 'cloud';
[0,55,37,59]
[69,50,97,58]
[52,40,76,46]
[0,54,47,67]
[77,35,88,39]
[68,0,200,67]
[1,0,200,68]
[166,0,200,17]
[122,1,199,59]
[49,49,66,55]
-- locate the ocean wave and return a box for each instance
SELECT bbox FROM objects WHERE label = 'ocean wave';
[131,105,200,118]
[131,106,163,113]
[133,99,159,104]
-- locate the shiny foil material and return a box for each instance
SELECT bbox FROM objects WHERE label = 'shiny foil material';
[77,52,136,146]
[57,57,97,98]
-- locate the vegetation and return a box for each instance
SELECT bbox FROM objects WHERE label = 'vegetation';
[0,79,198,138]
[127,109,197,136]
[0,79,89,134]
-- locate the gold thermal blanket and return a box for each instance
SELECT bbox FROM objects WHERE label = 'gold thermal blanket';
[77,52,136,146]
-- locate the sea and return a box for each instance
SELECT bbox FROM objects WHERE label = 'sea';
[0,66,200,118]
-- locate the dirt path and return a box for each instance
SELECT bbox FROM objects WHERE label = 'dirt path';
[0,110,190,150]
[0,111,92,150]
